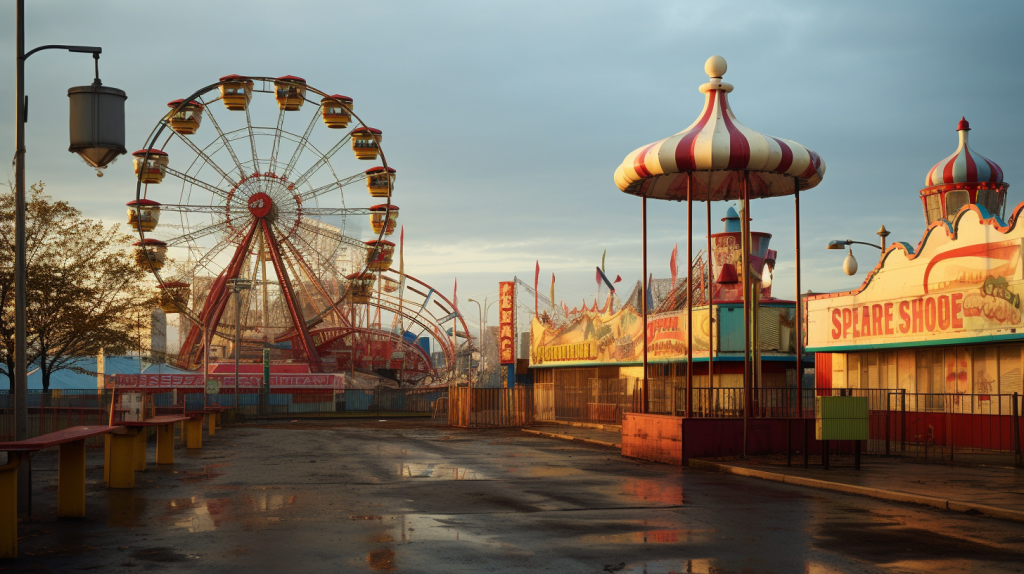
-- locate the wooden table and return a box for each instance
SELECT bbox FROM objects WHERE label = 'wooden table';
[115,415,192,472]
[0,426,116,557]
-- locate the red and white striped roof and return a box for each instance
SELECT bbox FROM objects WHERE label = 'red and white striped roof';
[614,56,825,201]
[925,118,1003,187]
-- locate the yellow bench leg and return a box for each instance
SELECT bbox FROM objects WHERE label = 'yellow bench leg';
[187,417,203,449]
[156,423,174,465]
[57,439,86,518]
[134,429,147,472]
[208,413,216,437]
[179,419,187,445]
[104,434,110,485]
[108,431,137,489]
[0,454,21,558]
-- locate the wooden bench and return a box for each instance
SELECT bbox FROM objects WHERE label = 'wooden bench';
[0,425,116,557]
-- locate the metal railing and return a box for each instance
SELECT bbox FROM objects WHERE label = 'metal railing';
[448,386,533,428]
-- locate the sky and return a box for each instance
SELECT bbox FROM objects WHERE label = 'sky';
[1,0,1022,335]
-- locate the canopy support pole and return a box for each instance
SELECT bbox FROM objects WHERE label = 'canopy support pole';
[642,196,649,414]
[707,175,714,402]
[686,173,693,418]
[795,177,803,418]
[742,172,751,457]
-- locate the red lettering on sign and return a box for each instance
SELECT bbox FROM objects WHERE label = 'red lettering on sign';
[924,297,937,331]
[899,301,911,333]
[842,308,852,339]
[831,309,842,339]
[951,292,964,329]
[937,295,951,330]
[911,298,923,333]
[884,302,894,335]
[871,304,883,337]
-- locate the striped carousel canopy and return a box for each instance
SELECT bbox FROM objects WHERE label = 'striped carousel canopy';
[614,56,825,201]
[925,118,1004,188]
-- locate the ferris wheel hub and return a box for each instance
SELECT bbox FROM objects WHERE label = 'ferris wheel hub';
[247,192,273,218]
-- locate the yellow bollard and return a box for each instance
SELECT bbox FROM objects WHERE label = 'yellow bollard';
[0,453,21,558]
[186,416,203,449]
[108,430,137,489]
[156,423,174,465]
[57,439,87,518]
[133,428,147,471]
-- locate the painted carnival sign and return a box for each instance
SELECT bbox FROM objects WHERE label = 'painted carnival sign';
[529,306,715,367]
[499,281,516,364]
[806,207,1024,351]
[111,373,345,389]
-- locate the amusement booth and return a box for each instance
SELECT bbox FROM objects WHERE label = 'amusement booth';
[805,118,1023,462]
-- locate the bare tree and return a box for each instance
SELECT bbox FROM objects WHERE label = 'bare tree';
[0,182,155,391]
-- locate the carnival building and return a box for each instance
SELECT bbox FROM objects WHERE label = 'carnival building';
[805,119,1022,452]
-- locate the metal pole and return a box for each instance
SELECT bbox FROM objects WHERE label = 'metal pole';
[234,286,241,407]
[742,173,751,456]
[706,180,714,395]
[642,196,649,414]
[795,179,803,418]
[14,0,30,514]
[686,173,693,418]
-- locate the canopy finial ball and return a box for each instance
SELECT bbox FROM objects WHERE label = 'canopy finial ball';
[705,55,727,78]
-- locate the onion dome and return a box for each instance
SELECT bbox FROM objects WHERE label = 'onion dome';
[614,56,825,201]
[926,118,1003,186]
[919,118,1009,225]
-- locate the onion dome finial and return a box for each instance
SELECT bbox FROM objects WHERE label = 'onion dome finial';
[920,118,1008,225]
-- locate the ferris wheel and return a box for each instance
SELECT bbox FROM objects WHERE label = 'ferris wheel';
[127,75,433,378]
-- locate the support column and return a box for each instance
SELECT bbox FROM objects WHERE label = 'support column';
[794,178,804,417]
[108,430,138,489]
[186,416,204,449]
[642,196,649,414]
[742,173,751,456]
[57,439,86,518]
[156,423,174,465]
[209,413,217,437]
[686,174,693,418]
[706,180,714,395]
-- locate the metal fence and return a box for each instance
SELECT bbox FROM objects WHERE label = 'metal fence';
[0,388,446,442]
[448,386,533,428]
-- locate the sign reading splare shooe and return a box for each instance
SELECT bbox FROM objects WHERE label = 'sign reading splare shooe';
[805,210,1024,351]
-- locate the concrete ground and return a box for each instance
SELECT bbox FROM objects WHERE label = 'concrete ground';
[6,419,1024,573]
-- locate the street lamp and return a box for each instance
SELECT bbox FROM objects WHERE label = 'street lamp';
[826,225,891,276]
[13,1,125,513]
[230,279,253,406]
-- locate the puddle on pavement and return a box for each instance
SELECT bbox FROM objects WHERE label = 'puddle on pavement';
[398,463,487,480]
[177,463,230,484]
[169,496,232,532]
[579,529,703,545]
[621,477,684,505]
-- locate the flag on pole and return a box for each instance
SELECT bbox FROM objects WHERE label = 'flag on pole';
[534,261,540,316]
[614,275,622,285]
[646,272,655,311]
[596,267,617,292]
[601,249,607,273]
[669,243,678,290]
[550,273,555,311]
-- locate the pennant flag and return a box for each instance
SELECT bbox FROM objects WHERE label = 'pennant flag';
[646,272,655,312]
[614,275,622,284]
[596,267,616,292]
[550,273,555,311]
[669,243,678,290]
[601,249,607,273]
[534,261,540,316]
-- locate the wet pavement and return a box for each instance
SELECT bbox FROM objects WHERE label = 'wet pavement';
[7,419,1024,573]
[708,454,1024,513]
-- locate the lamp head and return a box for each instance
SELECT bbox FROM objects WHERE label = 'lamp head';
[827,240,848,250]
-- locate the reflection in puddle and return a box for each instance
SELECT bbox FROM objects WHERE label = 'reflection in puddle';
[179,463,229,484]
[398,463,487,480]
[367,548,396,570]
[579,529,705,545]
[169,496,232,532]
[399,515,488,544]
[621,477,684,505]
[107,490,147,528]
[245,493,296,512]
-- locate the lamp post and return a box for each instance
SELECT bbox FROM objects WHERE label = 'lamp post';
[826,225,890,276]
[230,279,253,406]
[14,0,125,514]
[467,298,499,386]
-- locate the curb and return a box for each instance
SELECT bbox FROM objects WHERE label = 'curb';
[521,429,621,449]
[541,420,623,433]
[689,459,1024,523]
